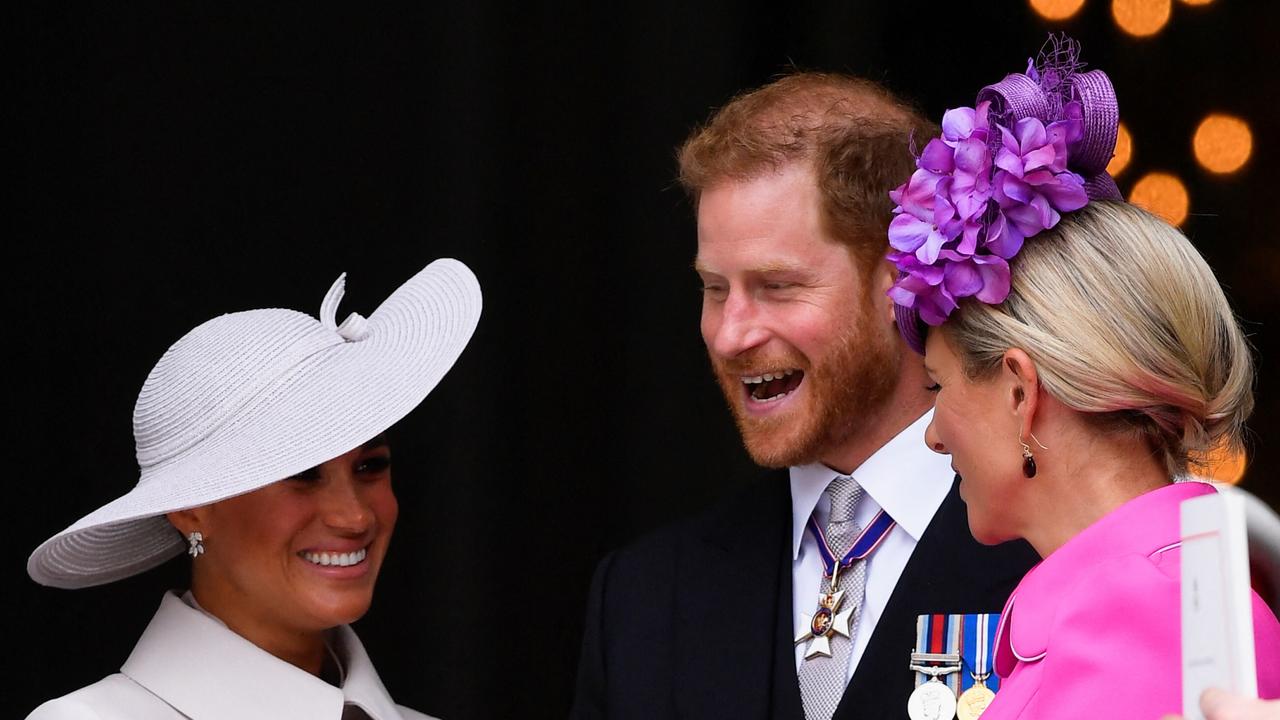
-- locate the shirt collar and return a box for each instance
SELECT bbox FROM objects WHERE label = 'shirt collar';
[121,591,405,720]
[789,409,952,559]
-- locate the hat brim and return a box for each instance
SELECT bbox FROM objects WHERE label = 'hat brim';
[894,302,927,356]
[28,258,482,588]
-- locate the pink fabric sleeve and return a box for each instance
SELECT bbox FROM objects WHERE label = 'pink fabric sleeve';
[1251,593,1280,698]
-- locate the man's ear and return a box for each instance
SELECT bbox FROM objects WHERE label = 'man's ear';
[1002,348,1041,441]
[872,258,897,324]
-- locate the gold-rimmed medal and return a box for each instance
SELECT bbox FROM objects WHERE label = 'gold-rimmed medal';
[956,673,995,720]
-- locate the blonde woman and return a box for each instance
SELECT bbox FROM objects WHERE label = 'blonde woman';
[887,40,1280,719]
[26,260,481,720]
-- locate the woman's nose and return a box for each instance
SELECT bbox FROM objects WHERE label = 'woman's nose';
[924,419,948,455]
[321,476,374,533]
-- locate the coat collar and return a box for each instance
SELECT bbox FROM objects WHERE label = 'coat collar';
[993,481,1215,677]
[121,592,405,720]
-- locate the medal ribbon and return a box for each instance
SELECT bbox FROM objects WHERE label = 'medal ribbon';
[960,612,1000,692]
[914,613,963,694]
[805,510,896,577]
[913,613,1002,693]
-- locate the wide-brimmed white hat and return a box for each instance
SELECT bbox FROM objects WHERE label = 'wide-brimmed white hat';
[28,258,482,589]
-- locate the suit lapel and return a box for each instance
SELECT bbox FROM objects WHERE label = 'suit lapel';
[673,471,802,720]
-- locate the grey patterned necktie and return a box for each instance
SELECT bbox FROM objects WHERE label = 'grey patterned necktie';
[798,475,867,720]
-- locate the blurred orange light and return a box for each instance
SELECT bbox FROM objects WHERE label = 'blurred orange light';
[1129,172,1189,226]
[1193,114,1252,174]
[1180,0,1213,5]
[1112,0,1172,37]
[1107,122,1133,177]
[1195,444,1247,484]
[1029,0,1086,20]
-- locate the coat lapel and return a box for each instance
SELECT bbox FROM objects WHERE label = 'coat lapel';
[673,472,802,720]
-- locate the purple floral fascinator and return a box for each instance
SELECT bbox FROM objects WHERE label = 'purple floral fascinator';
[888,36,1122,353]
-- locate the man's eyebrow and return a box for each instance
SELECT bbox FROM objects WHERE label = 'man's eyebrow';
[751,261,807,274]
[691,260,809,275]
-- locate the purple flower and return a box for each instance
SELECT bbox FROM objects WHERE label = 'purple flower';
[890,167,945,219]
[940,101,992,146]
[888,186,961,265]
[886,93,1087,326]
[918,138,955,174]
[942,250,1011,305]
[887,258,958,327]
[982,210,1023,259]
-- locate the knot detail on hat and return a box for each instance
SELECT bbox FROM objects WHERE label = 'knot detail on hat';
[320,273,348,331]
[336,312,370,342]
[319,272,371,342]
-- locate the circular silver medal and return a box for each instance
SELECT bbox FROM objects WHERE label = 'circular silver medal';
[906,680,957,720]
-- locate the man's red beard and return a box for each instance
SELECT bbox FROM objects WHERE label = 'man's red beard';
[711,313,900,469]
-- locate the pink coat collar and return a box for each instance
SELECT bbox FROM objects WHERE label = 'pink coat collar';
[993,481,1215,677]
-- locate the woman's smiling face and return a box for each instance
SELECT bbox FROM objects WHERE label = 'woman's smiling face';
[179,435,398,638]
[922,330,1028,546]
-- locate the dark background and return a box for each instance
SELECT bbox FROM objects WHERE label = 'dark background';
[10,3,1278,717]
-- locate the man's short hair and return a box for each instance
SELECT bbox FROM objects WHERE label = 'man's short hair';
[677,72,938,272]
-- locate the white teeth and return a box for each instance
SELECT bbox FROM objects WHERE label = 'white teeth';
[302,548,368,568]
[741,369,799,385]
[756,392,788,403]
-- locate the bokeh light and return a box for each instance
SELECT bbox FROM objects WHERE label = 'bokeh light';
[1179,0,1213,5]
[1029,0,1086,20]
[1195,443,1247,485]
[1112,0,1172,37]
[1107,122,1132,177]
[1193,114,1252,174]
[1129,172,1189,226]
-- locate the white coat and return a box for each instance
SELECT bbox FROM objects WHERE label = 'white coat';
[27,592,437,720]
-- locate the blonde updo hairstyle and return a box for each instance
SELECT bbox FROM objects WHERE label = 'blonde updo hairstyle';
[941,201,1253,478]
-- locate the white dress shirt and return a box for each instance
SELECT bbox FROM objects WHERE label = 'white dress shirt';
[27,591,434,720]
[790,408,954,680]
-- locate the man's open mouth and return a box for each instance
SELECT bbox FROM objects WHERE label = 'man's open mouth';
[741,369,804,402]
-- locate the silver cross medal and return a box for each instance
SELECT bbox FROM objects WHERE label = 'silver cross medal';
[794,562,856,659]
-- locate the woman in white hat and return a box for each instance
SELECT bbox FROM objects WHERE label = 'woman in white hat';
[25,259,482,720]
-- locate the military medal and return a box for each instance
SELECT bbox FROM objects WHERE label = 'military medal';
[955,612,999,719]
[794,510,897,661]
[907,656,961,720]
[907,613,1003,720]
[956,676,995,720]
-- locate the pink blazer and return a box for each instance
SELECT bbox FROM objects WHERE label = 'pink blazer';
[982,482,1280,719]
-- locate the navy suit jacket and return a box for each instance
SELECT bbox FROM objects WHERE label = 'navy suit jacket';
[571,470,1038,719]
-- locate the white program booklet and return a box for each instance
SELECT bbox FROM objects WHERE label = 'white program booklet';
[1181,487,1258,719]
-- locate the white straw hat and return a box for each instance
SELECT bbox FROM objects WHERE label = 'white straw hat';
[28,258,482,589]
